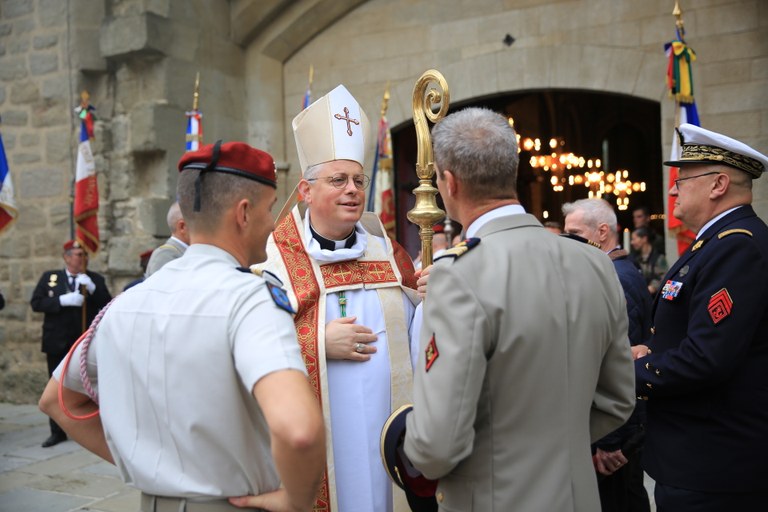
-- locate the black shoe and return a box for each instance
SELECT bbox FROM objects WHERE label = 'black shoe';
[41,433,67,448]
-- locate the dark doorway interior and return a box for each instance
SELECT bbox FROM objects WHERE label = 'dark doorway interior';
[391,89,663,258]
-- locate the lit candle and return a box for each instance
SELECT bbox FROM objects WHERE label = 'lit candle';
[623,228,630,250]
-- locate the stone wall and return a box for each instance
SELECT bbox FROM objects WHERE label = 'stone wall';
[0,0,246,403]
[1,0,766,403]
[276,0,768,223]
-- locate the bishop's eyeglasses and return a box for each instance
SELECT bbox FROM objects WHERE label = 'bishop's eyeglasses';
[306,173,371,190]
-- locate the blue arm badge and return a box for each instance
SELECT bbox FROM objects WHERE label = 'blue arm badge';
[266,282,294,314]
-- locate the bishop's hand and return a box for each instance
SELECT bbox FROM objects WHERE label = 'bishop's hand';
[325,316,377,362]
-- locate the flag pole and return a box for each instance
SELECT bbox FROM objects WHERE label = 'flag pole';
[185,73,203,152]
[672,1,683,129]
[192,71,200,112]
[78,90,90,333]
[407,70,449,269]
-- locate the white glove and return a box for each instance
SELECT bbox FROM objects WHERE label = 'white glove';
[75,273,96,294]
[59,291,85,307]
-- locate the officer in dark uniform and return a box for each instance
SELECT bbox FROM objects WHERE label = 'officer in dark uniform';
[633,123,768,511]
[30,240,111,447]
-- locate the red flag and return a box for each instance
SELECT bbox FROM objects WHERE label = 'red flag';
[74,101,99,253]
[667,166,696,255]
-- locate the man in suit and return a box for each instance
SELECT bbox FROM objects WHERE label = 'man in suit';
[633,124,768,511]
[563,198,652,512]
[145,201,190,277]
[402,107,636,511]
[30,240,111,447]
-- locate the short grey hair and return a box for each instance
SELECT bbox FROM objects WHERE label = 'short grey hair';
[177,170,265,233]
[303,163,324,180]
[562,198,618,234]
[166,202,183,232]
[432,107,519,200]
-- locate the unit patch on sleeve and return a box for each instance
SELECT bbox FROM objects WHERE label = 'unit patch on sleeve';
[267,282,294,314]
[708,288,733,325]
[425,334,439,372]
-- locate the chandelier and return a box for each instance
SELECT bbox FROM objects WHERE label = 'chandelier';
[570,164,647,210]
[517,135,589,192]
[510,118,646,209]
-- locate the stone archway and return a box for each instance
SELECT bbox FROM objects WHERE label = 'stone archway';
[391,88,663,256]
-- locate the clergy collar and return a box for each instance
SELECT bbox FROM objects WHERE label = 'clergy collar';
[309,224,357,251]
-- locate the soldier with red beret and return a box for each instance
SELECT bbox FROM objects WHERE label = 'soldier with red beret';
[40,141,325,512]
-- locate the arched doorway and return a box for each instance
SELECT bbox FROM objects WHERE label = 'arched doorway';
[392,89,662,257]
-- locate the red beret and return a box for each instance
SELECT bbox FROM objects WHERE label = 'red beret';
[63,240,82,251]
[178,141,276,188]
[433,223,444,233]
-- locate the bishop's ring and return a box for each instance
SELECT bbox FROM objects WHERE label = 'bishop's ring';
[355,343,365,353]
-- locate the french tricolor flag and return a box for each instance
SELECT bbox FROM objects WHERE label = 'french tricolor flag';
[74,114,99,253]
[185,109,203,151]
[0,120,18,234]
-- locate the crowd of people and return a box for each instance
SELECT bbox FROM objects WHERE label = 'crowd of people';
[25,83,767,512]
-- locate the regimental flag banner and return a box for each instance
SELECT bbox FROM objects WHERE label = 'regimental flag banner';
[367,88,396,238]
[0,119,18,234]
[665,5,698,256]
[74,96,99,253]
[665,24,696,104]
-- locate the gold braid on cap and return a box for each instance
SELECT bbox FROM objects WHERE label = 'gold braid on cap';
[680,144,763,177]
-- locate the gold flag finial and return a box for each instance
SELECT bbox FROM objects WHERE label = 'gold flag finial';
[673,1,684,32]
[192,72,200,111]
[407,70,450,269]
[80,90,90,107]
[308,64,314,86]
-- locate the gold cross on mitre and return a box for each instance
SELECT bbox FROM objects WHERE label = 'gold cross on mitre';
[334,106,360,136]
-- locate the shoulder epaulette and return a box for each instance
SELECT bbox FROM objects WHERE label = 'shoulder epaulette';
[717,228,752,239]
[435,237,481,262]
[236,267,294,314]
[560,232,601,249]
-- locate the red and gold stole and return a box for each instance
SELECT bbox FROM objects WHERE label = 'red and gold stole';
[269,207,417,512]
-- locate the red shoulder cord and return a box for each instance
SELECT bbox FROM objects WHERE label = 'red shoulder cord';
[57,297,117,420]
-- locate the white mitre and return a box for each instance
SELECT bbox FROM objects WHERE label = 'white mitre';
[292,84,370,174]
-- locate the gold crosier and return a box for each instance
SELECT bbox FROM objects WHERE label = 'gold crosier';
[407,70,450,269]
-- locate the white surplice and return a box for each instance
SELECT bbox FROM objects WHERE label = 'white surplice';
[261,206,420,512]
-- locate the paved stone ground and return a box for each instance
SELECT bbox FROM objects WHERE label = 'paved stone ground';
[0,403,139,512]
[0,402,657,511]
